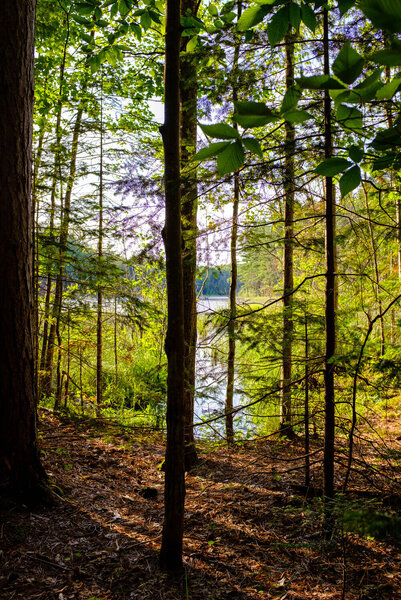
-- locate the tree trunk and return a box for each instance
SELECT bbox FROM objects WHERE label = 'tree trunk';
[225,2,242,446]
[114,296,118,385]
[362,183,385,355]
[159,0,186,574]
[97,83,104,417]
[39,35,69,393]
[280,31,296,438]
[323,7,336,528]
[33,125,46,399]
[304,316,310,488]
[180,0,199,471]
[0,0,49,503]
[42,97,86,398]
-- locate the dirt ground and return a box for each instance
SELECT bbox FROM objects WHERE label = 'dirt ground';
[1,408,401,600]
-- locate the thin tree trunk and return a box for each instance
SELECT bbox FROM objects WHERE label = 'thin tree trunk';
[114,296,118,385]
[226,174,239,445]
[55,325,62,410]
[323,7,336,528]
[180,0,199,471]
[32,125,46,399]
[96,80,104,417]
[280,30,296,438]
[362,183,385,355]
[225,2,242,445]
[304,316,310,488]
[159,0,186,573]
[39,27,69,391]
[42,94,86,397]
[80,346,84,414]
[0,0,49,503]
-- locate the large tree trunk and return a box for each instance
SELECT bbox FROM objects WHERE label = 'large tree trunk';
[159,0,186,573]
[280,31,296,438]
[180,0,198,470]
[0,0,49,503]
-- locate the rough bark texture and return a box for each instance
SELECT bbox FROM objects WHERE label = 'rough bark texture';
[323,8,336,518]
[280,31,296,438]
[159,0,186,573]
[0,0,49,503]
[180,0,199,470]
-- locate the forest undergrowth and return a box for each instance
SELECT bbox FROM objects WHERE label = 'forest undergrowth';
[1,407,401,600]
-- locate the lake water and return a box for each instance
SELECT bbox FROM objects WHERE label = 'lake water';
[194,296,255,440]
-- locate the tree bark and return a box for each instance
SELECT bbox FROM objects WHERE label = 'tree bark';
[159,0,186,573]
[0,0,49,503]
[225,2,242,446]
[180,0,199,470]
[280,31,296,438]
[42,96,86,398]
[39,27,69,393]
[97,82,104,417]
[323,7,336,527]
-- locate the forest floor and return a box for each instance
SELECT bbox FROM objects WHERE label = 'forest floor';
[1,406,401,600]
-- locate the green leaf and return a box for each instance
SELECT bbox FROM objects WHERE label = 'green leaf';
[88,53,102,74]
[81,32,95,44]
[118,0,131,17]
[372,152,396,170]
[268,6,290,46]
[104,46,118,67]
[149,10,162,24]
[75,3,95,16]
[301,3,317,32]
[337,104,363,132]
[217,140,245,175]
[281,85,302,112]
[72,14,92,26]
[332,42,364,85]
[222,11,237,22]
[283,109,312,123]
[200,123,240,139]
[348,145,364,163]
[208,4,219,16]
[243,137,263,156]
[130,22,142,39]
[181,16,205,30]
[297,75,347,89]
[233,114,280,127]
[289,3,301,30]
[237,5,269,30]
[141,11,152,29]
[372,126,401,149]
[186,36,198,52]
[315,157,353,176]
[339,165,361,197]
[360,0,401,33]
[355,68,382,89]
[337,0,355,16]
[370,40,401,66]
[376,77,401,99]
[193,142,231,161]
[235,101,274,115]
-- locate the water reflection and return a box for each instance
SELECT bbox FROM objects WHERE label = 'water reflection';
[194,297,254,440]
